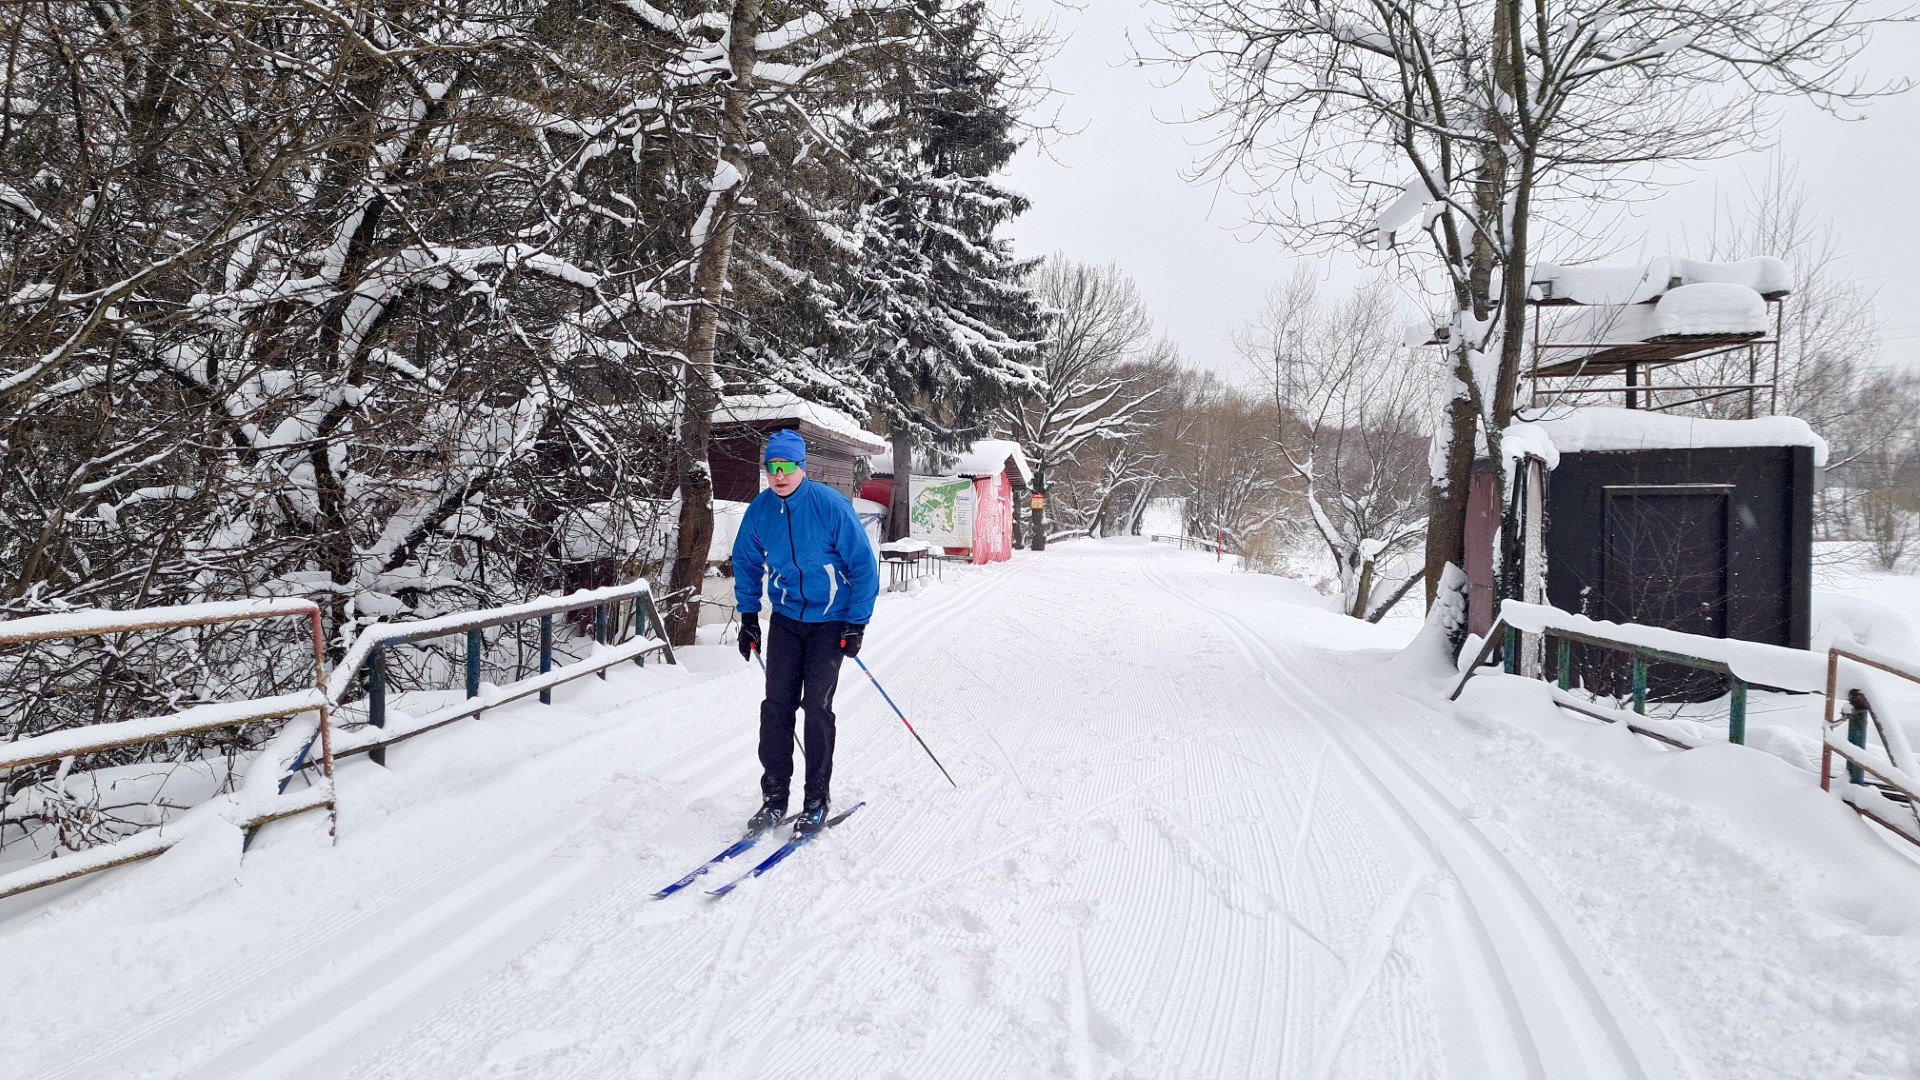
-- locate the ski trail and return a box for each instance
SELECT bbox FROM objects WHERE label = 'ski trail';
[674,876,766,1080]
[1067,930,1095,1080]
[1305,864,1433,1080]
[1143,550,1664,1079]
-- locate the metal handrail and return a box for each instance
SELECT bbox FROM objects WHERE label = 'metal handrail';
[1453,604,1920,848]
[0,599,337,901]
[1453,607,1791,745]
[329,580,675,763]
[1821,649,1920,845]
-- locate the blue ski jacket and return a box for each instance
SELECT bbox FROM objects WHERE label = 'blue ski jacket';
[732,479,880,626]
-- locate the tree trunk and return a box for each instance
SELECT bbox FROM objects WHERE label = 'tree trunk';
[1425,6,1512,614]
[663,0,762,646]
[887,425,912,542]
[1423,356,1478,608]
[1028,463,1046,551]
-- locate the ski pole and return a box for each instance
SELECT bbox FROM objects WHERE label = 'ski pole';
[853,656,957,788]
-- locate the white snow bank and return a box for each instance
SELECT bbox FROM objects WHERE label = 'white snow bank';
[1536,284,1769,350]
[716,392,886,453]
[1648,281,1770,337]
[879,537,931,554]
[1532,255,1792,305]
[1499,598,1827,691]
[1814,592,1920,658]
[1505,407,1828,467]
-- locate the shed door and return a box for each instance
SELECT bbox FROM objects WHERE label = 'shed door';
[1602,486,1729,637]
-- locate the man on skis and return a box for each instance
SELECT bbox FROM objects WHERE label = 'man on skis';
[732,429,880,836]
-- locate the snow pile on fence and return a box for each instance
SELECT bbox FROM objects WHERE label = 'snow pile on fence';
[1497,598,1828,691]
[1503,407,1829,467]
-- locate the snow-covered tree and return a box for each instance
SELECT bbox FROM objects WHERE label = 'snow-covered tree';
[1239,273,1431,620]
[1005,257,1165,550]
[832,0,1048,541]
[1155,0,1907,624]
[2,0,701,648]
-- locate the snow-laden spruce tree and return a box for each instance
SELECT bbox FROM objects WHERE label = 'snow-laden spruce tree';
[833,0,1049,542]
[648,0,1022,643]
[1154,0,1907,628]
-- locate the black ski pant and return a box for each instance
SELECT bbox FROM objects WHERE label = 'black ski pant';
[759,612,846,804]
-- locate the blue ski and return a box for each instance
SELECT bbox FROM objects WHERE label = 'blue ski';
[708,801,866,898]
[652,816,797,900]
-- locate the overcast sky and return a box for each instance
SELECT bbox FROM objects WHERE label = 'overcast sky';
[1001,2,1920,386]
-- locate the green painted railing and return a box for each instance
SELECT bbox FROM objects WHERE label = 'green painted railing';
[1458,611,1759,746]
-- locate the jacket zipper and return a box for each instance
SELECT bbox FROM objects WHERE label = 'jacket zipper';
[784,496,807,617]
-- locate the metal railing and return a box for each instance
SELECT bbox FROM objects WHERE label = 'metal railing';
[1455,599,1920,848]
[1453,600,1826,747]
[0,581,676,903]
[0,599,337,901]
[1148,533,1229,560]
[328,581,675,764]
[1821,648,1920,846]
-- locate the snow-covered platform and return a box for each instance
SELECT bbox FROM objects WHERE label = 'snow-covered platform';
[4,540,1917,1078]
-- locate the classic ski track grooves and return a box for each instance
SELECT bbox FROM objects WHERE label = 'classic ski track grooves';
[50,547,1698,1079]
[95,564,1035,1080]
[1142,552,1657,1080]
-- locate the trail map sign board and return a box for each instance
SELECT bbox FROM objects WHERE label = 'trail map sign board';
[909,476,974,549]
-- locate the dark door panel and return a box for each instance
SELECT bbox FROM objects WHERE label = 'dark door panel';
[1598,486,1731,701]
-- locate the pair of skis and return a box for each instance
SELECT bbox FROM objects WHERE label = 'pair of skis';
[651,801,866,900]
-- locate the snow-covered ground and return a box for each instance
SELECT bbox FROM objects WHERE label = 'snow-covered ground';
[3,539,1918,1078]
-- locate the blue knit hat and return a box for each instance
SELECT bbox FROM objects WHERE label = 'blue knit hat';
[764,429,807,469]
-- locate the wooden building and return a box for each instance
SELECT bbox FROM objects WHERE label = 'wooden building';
[861,439,1031,564]
[709,394,887,502]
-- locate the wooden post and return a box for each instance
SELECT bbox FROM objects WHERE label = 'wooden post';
[1631,655,1647,715]
[1556,637,1572,690]
[466,629,482,699]
[1729,678,1748,745]
[539,614,553,704]
[1503,625,1519,676]
[368,643,387,767]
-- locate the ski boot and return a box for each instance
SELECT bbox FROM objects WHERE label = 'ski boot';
[794,794,830,835]
[746,794,787,834]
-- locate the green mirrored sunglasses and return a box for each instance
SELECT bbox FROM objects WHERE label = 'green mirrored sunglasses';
[765,460,800,476]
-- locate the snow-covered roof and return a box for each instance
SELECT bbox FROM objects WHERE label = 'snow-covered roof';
[953,440,1032,485]
[714,393,886,454]
[1531,256,1792,306]
[1505,407,1828,467]
[870,439,1033,486]
[1540,282,1771,350]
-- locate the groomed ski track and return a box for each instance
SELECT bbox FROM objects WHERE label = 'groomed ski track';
[6,540,1705,1079]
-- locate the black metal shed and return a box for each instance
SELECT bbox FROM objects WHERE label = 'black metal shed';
[1471,408,1821,700]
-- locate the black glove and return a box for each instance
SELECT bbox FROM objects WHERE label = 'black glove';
[738,612,761,661]
[839,623,865,658]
